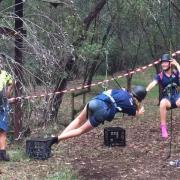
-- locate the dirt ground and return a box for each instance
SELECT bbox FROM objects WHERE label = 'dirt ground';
[57,99,180,180]
[0,98,180,180]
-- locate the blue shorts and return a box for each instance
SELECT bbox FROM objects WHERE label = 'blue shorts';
[162,93,180,109]
[0,105,10,132]
[87,99,116,127]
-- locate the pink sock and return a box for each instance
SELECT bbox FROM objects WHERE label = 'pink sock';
[160,124,168,139]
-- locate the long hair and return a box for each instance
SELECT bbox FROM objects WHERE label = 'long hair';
[133,97,142,111]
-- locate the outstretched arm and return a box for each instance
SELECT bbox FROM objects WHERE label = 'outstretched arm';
[7,81,15,103]
[6,82,14,98]
[136,106,145,116]
[171,59,180,72]
[146,80,158,92]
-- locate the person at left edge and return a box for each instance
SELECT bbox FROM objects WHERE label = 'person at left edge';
[0,55,14,161]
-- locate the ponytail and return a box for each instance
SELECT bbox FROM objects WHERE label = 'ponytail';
[133,97,142,111]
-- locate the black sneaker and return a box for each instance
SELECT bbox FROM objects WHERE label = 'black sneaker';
[0,150,10,161]
[48,136,59,147]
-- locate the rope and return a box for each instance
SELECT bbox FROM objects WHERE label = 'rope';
[102,50,109,91]
[166,0,173,160]
[109,73,122,89]
[102,50,122,90]
[166,108,173,159]
[168,0,173,53]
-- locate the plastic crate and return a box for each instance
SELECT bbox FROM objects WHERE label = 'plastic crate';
[104,127,126,147]
[26,137,52,160]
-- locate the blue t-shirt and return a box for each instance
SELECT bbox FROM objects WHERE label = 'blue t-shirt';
[154,71,179,90]
[95,89,136,116]
[111,89,136,116]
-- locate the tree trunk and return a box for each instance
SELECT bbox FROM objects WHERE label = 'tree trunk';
[126,71,133,91]
[49,0,107,120]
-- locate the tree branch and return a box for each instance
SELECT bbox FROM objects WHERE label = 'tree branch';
[171,1,180,15]
[83,0,106,31]
[73,0,107,46]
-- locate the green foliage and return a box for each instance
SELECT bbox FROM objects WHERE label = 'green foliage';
[1,0,179,80]
[0,0,13,11]
[79,42,104,59]
[65,15,84,41]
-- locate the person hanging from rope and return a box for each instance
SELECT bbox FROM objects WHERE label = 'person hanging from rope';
[146,53,180,139]
[48,85,147,145]
[0,55,14,161]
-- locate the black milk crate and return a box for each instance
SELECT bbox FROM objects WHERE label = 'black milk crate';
[104,127,126,147]
[26,137,52,160]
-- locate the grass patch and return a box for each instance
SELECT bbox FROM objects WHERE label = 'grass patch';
[0,177,9,180]
[46,169,78,180]
[8,148,27,162]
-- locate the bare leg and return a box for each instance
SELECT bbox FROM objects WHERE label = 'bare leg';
[58,120,94,141]
[159,99,171,138]
[160,99,171,124]
[61,106,88,136]
[0,130,10,161]
[176,98,180,108]
[0,131,7,150]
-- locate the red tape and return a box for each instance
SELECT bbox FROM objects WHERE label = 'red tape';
[8,50,180,102]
